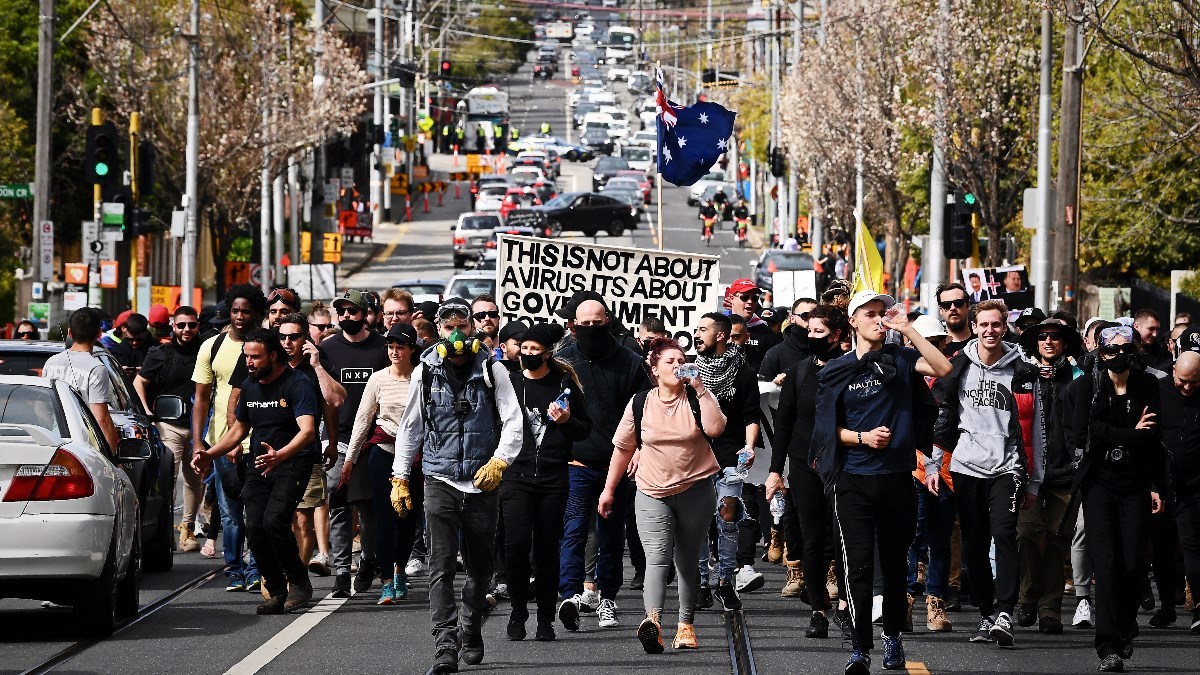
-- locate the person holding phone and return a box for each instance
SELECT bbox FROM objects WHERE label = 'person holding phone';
[1070,325,1166,673]
[600,338,726,655]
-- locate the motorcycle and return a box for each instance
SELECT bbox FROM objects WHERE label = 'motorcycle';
[701,217,716,246]
[734,217,749,247]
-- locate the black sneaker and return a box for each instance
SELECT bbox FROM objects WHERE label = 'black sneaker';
[970,616,995,643]
[535,623,556,641]
[354,559,376,593]
[507,605,528,641]
[1098,654,1125,672]
[630,572,644,591]
[460,627,484,665]
[558,596,580,631]
[696,585,714,610]
[805,611,829,639]
[426,648,458,675]
[284,579,313,613]
[833,607,854,638]
[1016,603,1037,627]
[1191,609,1200,634]
[256,595,286,615]
[332,571,351,598]
[1039,615,1064,634]
[1140,581,1155,611]
[1148,606,1176,628]
[717,582,743,611]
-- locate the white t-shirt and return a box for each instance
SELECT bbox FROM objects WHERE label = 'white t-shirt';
[43,350,112,406]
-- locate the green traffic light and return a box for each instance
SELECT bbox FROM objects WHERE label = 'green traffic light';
[95,162,110,177]
[963,193,976,205]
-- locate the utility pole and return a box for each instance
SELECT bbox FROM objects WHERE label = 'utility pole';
[182,0,199,302]
[1033,8,1053,311]
[1054,0,1084,313]
[32,0,55,293]
[923,0,948,308]
[370,0,384,229]
[312,0,326,266]
[129,112,141,311]
[809,0,828,259]
[286,16,300,270]
[787,1,800,243]
[260,43,272,295]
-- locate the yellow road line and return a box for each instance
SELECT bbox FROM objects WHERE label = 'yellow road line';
[379,220,410,262]
[907,661,932,675]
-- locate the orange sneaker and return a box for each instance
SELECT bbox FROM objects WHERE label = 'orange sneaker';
[672,622,699,649]
[638,615,664,654]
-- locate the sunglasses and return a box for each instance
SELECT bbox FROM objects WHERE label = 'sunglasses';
[15,331,36,338]
[736,293,759,302]
[310,323,331,331]
[938,298,968,310]
[473,310,500,320]
[1101,344,1136,356]
[1037,332,1064,342]
[792,312,810,321]
[278,332,305,342]
[174,321,199,330]
[335,306,361,315]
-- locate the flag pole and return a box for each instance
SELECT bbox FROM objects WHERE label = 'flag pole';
[656,60,664,251]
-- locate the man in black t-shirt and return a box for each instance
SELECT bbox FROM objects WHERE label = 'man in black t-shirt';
[193,329,319,615]
[321,289,391,597]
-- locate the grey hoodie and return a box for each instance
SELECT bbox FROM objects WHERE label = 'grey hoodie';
[946,339,1042,494]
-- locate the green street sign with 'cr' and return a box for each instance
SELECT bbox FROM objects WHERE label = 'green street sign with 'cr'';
[0,183,32,199]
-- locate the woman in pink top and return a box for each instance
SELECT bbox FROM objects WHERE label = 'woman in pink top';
[599,338,726,654]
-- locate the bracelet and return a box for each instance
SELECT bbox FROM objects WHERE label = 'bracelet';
[857,431,863,446]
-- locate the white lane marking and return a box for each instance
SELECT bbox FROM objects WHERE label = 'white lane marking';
[222,591,351,675]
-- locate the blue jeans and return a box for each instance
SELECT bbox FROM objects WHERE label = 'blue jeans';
[700,467,744,585]
[559,464,628,601]
[908,478,956,599]
[213,455,258,584]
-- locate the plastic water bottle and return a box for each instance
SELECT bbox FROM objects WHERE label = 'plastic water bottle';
[770,492,786,524]
[733,448,751,481]
[553,388,571,411]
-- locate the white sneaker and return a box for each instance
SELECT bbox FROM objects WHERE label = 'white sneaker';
[598,598,619,628]
[734,565,765,593]
[405,558,427,576]
[1072,598,1093,628]
[579,588,602,613]
[872,594,884,624]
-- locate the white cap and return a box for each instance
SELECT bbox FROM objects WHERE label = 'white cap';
[912,314,947,339]
[847,290,896,315]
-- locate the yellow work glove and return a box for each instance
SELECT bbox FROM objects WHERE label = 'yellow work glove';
[390,478,413,518]
[472,457,509,492]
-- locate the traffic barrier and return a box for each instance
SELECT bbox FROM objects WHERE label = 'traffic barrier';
[455,182,461,199]
[423,191,430,213]
[437,187,444,207]
[404,195,413,222]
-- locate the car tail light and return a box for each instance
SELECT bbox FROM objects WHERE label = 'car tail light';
[453,236,466,246]
[3,448,94,502]
[486,240,497,248]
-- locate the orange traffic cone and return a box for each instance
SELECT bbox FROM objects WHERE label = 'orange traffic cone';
[437,187,444,207]
[423,191,430,213]
[455,182,461,200]
[404,195,412,222]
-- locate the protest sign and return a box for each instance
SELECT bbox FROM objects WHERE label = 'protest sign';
[496,235,720,352]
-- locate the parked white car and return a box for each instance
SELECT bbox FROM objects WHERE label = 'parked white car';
[607,66,631,82]
[0,376,149,637]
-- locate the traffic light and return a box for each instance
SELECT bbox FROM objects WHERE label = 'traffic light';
[943,193,976,259]
[86,121,122,197]
[137,140,156,199]
[440,60,452,78]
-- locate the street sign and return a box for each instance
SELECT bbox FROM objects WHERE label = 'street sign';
[31,282,43,301]
[38,220,52,282]
[64,263,88,285]
[323,232,343,263]
[340,168,355,185]
[101,202,125,226]
[1022,188,1056,230]
[323,181,339,203]
[99,260,119,288]
[0,183,32,199]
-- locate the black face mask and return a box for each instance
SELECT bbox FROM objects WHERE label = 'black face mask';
[574,324,612,358]
[1102,353,1134,374]
[811,338,843,362]
[519,353,546,371]
[340,318,366,335]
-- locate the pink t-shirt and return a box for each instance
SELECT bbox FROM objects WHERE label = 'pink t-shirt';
[613,388,725,498]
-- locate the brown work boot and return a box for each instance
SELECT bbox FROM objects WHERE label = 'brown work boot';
[766,528,784,565]
[905,593,915,632]
[178,523,200,553]
[781,560,807,599]
[827,561,839,601]
[926,595,953,632]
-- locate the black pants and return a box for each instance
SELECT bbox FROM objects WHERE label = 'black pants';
[953,471,1022,617]
[1149,502,1179,607]
[425,478,499,652]
[500,475,568,626]
[1174,489,1200,609]
[242,456,316,598]
[366,446,424,581]
[1083,481,1150,659]
[736,482,768,567]
[791,467,843,610]
[833,472,917,650]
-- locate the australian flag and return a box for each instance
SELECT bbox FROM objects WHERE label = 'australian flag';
[655,67,737,187]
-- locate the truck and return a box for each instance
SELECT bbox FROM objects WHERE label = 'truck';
[457,86,510,121]
[545,21,574,42]
[605,26,637,63]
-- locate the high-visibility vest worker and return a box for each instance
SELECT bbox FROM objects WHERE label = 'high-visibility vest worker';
[510,127,520,141]
[539,122,551,134]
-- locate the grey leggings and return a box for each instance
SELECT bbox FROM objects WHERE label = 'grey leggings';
[637,480,717,624]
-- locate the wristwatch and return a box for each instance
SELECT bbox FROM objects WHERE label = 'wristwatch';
[857,431,863,446]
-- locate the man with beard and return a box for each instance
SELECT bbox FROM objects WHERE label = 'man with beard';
[193,284,267,592]
[1014,318,1084,634]
[472,294,501,343]
[555,293,651,632]
[724,279,782,372]
[321,289,391,597]
[760,297,819,384]
[266,288,302,328]
[134,306,205,553]
[936,283,973,357]
[692,312,761,612]
[193,328,320,615]
[111,312,154,372]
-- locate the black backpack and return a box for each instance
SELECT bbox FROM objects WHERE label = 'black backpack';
[631,387,710,449]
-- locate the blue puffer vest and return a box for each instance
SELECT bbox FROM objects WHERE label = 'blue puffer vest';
[420,348,500,480]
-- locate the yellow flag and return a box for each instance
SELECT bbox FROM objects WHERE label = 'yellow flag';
[852,217,884,294]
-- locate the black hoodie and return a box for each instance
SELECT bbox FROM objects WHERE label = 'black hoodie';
[556,334,652,470]
[759,325,812,381]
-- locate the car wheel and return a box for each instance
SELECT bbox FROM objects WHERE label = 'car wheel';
[687,198,697,206]
[582,227,599,237]
[76,533,120,638]
[142,493,174,573]
[116,528,141,619]
[547,220,563,237]
[606,219,626,237]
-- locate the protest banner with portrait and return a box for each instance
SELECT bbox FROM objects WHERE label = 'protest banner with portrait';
[496,234,721,352]
[961,265,1034,310]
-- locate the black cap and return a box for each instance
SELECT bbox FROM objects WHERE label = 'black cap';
[385,322,419,346]
[498,320,529,343]
[1015,307,1047,327]
[415,300,440,321]
[1175,326,1200,357]
[555,290,608,320]
[209,301,230,327]
[521,322,566,350]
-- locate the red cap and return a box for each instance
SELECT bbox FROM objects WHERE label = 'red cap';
[114,310,133,328]
[148,304,170,327]
[724,278,760,299]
